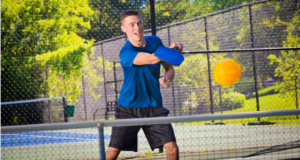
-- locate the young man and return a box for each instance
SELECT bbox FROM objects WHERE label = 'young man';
[106,9,183,160]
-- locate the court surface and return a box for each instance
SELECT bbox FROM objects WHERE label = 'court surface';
[1,131,145,147]
[1,124,300,160]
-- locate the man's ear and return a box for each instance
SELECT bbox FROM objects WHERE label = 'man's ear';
[121,25,126,33]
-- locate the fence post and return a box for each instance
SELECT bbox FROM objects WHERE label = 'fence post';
[150,0,156,35]
[101,43,109,120]
[189,87,192,115]
[113,62,118,101]
[97,123,106,160]
[204,17,214,116]
[48,100,51,123]
[171,79,176,116]
[178,86,182,116]
[46,68,51,123]
[62,97,68,122]
[82,75,87,121]
[167,26,176,116]
[296,73,299,119]
[219,85,223,113]
[249,5,260,121]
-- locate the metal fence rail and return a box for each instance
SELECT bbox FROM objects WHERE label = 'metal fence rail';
[182,47,300,54]
[2,109,299,133]
[1,97,62,106]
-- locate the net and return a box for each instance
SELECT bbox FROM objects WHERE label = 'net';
[1,97,67,125]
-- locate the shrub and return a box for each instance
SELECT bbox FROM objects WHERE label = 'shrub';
[233,77,255,94]
[252,86,279,97]
[221,92,246,110]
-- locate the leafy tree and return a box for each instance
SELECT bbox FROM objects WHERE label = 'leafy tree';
[83,0,148,41]
[1,0,115,124]
[1,0,97,102]
[143,0,258,26]
[268,8,300,103]
[210,0,259,12]
[233,1,299,82]
[231,0,299,97]
[83,0,259,42]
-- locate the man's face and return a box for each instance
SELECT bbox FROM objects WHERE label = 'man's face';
[121,15,144,42]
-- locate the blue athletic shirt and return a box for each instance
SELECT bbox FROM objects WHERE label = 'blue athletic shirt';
[117,36,164,108]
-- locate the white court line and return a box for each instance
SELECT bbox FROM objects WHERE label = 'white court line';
[2,133,97,141]
[225,153,300,160]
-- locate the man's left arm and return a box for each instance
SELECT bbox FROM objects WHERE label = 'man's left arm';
[160,62,175,88]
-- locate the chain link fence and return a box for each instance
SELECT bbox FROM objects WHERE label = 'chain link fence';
[2,0,300,159]
[1,0,299,124]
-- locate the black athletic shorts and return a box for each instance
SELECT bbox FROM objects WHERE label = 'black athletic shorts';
[108,104,176,152]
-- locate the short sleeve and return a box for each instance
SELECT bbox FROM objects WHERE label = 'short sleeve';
[153,36,164,48]
[119,47,139,67]
[156,36,164,47]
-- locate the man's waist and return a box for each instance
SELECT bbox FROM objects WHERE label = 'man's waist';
[117,99,162,109]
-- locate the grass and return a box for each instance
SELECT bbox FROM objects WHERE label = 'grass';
[182,93,300,125]
[225,93,298,112]
[221,93,299,124]
[98,92,299,125]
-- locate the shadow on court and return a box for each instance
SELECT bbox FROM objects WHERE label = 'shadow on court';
[242,140,300,158]
[131,141,300,160]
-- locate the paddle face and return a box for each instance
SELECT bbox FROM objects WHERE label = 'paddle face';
[154,46,184,66]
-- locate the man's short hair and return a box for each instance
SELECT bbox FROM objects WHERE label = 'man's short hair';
[120,9,141,25]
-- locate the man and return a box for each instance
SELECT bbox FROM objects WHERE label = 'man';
[106,9,183,160]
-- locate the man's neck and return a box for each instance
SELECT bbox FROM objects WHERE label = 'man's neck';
[129,36,146,48]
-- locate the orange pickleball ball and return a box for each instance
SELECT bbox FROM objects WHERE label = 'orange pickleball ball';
[213,59,242,86]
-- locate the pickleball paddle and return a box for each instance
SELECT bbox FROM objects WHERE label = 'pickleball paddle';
[154,46,184,66]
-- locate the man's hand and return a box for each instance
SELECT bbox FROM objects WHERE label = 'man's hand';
[169,42,183,53]
[159,42,182,88]
[159,76,171,88]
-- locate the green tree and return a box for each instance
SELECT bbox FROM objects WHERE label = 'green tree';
[83,0,258,42]
[1,0,118,125]
[1,0,96,102]
[268,9,300,103]
[233,1,299,81]
[146,0,259,27]
[210,0,259,12]
[232,0,299,97]
[83,0,148,42]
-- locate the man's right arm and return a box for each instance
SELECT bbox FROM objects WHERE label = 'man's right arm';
[133,52,161,65]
